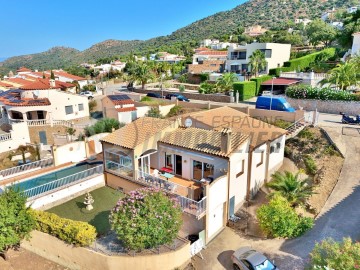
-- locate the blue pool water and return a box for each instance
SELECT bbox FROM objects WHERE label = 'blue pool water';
[12,162,102,191]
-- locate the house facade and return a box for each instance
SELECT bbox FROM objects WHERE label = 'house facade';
[100,107,287,243]
[188,60,225,74]
[192,50,228,65]
[352,32,360,56]
[102,94,137,124]
[226,42,291,74]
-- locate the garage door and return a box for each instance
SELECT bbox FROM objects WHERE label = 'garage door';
[208,203,224,239]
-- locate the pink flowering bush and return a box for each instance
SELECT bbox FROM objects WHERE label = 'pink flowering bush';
[309,238,360,269]
[110,188,182,251]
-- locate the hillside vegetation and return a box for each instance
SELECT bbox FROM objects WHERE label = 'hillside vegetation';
[0,0,356,73]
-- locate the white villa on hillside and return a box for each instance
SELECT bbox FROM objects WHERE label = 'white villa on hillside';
[226,42,291,74]
[100,107,287,244]
[352,32,360,56]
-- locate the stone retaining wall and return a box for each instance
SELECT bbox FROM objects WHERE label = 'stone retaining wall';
[287,97,360,115]
[134,88,232,103]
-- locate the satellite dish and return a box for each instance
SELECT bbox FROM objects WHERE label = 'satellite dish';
[33,90,39,99]
[185,118,192,128]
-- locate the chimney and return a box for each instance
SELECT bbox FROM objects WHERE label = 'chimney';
[220,128,232,155]
[49,79,56,88]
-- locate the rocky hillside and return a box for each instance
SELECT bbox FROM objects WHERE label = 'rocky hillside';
[0,0,356,73]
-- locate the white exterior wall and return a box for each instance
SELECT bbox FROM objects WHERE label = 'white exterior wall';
[226,43,291,73]
[18,89,89,121]
[158,145,228,180]
[159,104,175,116]
[117,111,133,124]
[53,141,86,166]
[268,135,286,174]
[250,144,267,197]
[136,106,150,118]
[207,175,227,240]
[352,34,360,56]
[87,133,109,154]
[0,122,30,152]
[228,140,250,210]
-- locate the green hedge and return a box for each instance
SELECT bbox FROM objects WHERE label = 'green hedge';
[250,75,272,96]
[233,81,256,101]
[32,210,97,247]
[269,48,336,76]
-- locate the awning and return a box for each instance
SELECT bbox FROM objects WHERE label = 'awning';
[261,78,302,86]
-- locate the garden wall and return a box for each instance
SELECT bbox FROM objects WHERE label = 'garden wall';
[134,88,232,103]
[53,141,86,166]
[286,97,360,115]
[22,231,191,270]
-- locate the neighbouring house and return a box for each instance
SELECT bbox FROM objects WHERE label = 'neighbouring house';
[260,77,302,95]
[192,50,228,65]
[351,32,360,56]
[0,81,16,91]
[348,6,359,13]
[244,25,268,37]
[0,79,89,129]
[102,94,137,124]
[188,60,225,74]
[93,63,125,75]
[100,106,287,243]
[294,18,312,26]
[226,42,291,74]
[200,39,236,50]
[150,52,186,63]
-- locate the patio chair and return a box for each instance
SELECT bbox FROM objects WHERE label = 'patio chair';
[153,169,160,178]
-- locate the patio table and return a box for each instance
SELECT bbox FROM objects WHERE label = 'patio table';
[161,172,174,180]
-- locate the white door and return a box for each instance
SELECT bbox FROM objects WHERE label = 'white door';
[208,203,224,239]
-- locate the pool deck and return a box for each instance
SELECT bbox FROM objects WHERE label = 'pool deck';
[1,162,73,186]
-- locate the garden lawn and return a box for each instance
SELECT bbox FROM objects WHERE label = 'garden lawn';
[47,187,124,236]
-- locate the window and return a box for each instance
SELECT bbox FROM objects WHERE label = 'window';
[259,49,272,58]
[270,146,275,154]
[257,151,264,167]
[236,159,245,178]
[65,105,73,115]
[78,103,84,111]
[210,64,217,67]
[230,65,240,72]
[238,51,247,59]
[165,153,173,170]
[192,160,214,180]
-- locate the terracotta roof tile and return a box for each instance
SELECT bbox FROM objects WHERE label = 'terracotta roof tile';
[196,51,228,56]
[185,107,287,148]
[52,71,86,81]
[0,81,14,88]
[1,98,51,107]
[20,79,74,90]
[160,127,248,157]
[7,78,34,86]
[116,107,136,112]
[16,67,32,72]
[101,117,176,149]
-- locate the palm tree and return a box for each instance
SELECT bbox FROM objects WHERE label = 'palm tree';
[131,62,155,89]
[216,72,239,93]
[17,145,29,165]
[266,171,315,207]
[320,61,358,90]
[248,50,267,77]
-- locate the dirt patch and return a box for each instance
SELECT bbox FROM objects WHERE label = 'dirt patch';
[0,248,68,270]
[285,127,344,215]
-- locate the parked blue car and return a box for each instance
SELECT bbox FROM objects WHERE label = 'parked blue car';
[165,93,190,102]
[256,96,295,112]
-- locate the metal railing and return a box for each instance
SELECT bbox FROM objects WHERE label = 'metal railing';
[135,170,190,197]
[52,119,73,127]
[8,119,74,127]
[285,117,306,136]
[0,157,54,179]
[177,196,207,218]
[0,132,12,142]
[280,72,328,80]
[22,164,103,199]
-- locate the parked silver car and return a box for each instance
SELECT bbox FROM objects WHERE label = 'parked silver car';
[231,247,278,270]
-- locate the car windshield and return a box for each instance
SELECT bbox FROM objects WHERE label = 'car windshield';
[255,259,275,270]
[283,102,291,109]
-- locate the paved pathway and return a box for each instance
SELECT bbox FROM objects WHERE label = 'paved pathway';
[194,120,360,270]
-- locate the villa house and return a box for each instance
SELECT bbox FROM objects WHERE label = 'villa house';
[192,50,228,65]
[100,107,287,243]
[351,32,360,56]
[188,60,225,74]
[0,79,89,128]
[226,42,291,74]
[102,94,136,124]
[244,25,268,37]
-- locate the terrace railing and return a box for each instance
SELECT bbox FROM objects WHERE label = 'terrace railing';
[0,157,54,180]
[0,132,12,142]
[23,164,103,199]
[177,196,207,218]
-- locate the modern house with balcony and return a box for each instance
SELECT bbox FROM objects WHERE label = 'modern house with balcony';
[226,42,291,74]
[101,116,251,243]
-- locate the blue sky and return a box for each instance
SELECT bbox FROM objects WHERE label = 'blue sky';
[0,0,245,57]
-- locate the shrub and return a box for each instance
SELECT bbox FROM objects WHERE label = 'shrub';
[167,105,183,117]
[146,107,162,118]
[286,84,357,101]
[250,75,272,95]
[83,84,96,92]
[110,188,183,251]
[178,85,185,92]
[0,188,35,254]
[309,238,360,270]
[199,82,216,94]
[256,195,313,238]
[32,210,96,247]
[304,156,317,175]
[323,145,339,156]
[85,118,124,136]
[199,73,209,82]
[233,81,256,101]
[140,96,152,102]
[298,128,314,139]
[270,119,292,129]
[88,99,97,113]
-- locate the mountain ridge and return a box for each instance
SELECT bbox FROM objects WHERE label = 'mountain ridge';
[0,0,355,73]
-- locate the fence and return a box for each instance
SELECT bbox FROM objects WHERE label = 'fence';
[177,196,206,218]
[0,132,12,142]
[0,157,54,179]
[22,165,103,199]
[8,119,73,127]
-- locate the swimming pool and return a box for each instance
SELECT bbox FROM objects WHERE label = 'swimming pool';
[11,161,103,198]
